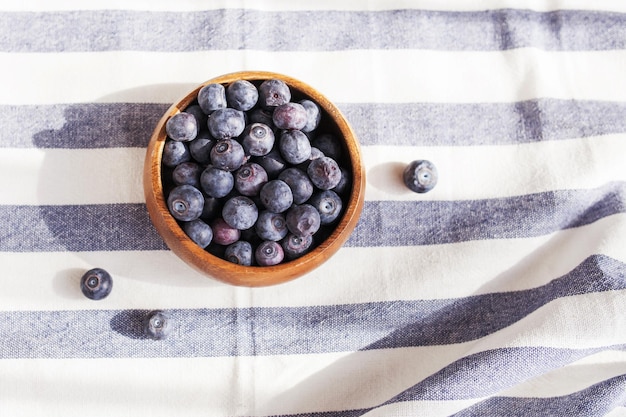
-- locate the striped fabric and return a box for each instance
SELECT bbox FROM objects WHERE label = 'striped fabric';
[1,1,626,415]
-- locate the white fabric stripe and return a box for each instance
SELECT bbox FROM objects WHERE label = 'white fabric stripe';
[0,295,625,417]
[3,213,624,312]
[2,49,626,105]
[4,0,626,12]
[2,134,625,205]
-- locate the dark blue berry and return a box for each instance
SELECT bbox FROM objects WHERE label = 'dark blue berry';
[248,108,276,130]
[279,130,312,164]
[311,133,342,161]
[144,310,171,340]
[210,217,241,245]
[307,156,342,190]
[272,102,308,131]
[260,179,293,213]
[210,138,246,171]
[207,108,246,140]
[185,104,207,128]
[80,267,113,300]
[188,131,215,164]
[166,112,198,142]
[281,233,313,260]
[255,240,284,266]
[200,165,234,198]
[285,204,321,237]
[224,240,253,265]
[183,218,213,248]
[309,190,343,225]
[167,184,204,221]
[201,195,222,219]
[278,167,314,204]
[253,148,286,179]
[332,166,351,195]
[226,80,259,111]
[235,162,268,196]
[255,211,288,241]
[162,139,191,168]
[222,196,259,230]
[198,83,227,114]
[241,123,275,156]
[403,159,438,193]
[299,99,322,133]
[172,161,202,188]
[258,79,291,109]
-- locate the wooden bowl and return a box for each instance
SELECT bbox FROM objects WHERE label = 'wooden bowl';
[143,71,365,287]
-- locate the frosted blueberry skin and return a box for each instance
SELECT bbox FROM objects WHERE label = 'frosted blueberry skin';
[278,167,314,205]
[255,211,288,242]
[167,184,205,222]
[272,102,308,131]
[210,138,246,171]
[222,196,259,230]
[260,179,293,213]
[309,190,343,225]
[248,108,276,130]
[200,165,234,198]
[281,233,313,260]
[286,204,321,237]
[172,161,202,188]
[210,217,241,245]
[166,112,198,142]
[253,148,287,179]
[235,162,268,197]
[183,218,213,248]
[279,130,312,165]
[240,123,275,156]
[226,79,259,111]
[80,267,112,300]
[188,131,215,165]
[162,140,191,168]
[198,83,227,114]
[403,159,438,193]
[258,78,291,109]
[224,240,253,266]
[298,99,322,133]
[184,104,207,128]
[144,310,172,341]
[307,156,342,190]
[207,108,246,140]
[255,240,285,266]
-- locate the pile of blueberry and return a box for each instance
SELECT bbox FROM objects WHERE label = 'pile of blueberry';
[160,78,351,266]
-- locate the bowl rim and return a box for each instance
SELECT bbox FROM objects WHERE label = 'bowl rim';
[143,70,365,287]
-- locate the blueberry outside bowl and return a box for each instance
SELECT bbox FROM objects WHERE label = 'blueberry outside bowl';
[143,71,365,287]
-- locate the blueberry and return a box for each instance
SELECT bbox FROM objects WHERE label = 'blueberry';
[210,217,241,245]
[222,196,259,230]
[210,138,246,171]
[235,162,268,196]
[80,267,112,300]
[279,130,312,165]
[281,233,313,260]
[285,204,321,237]
[144,310,171,340]
[183,218,213,248]
[260,179,293,213]
[172,161,202,188]
[253,148,287,179]
[332,166,351,195]
[162,139,191,168]
[201,195,222,219]
[188,131,215,164]
[255,210,288,241]
[272,102,308,131]
[299,99,322,133]
[311,133,342,161]
[224,240,253,265]
[255,240,285,266]
[248,108,276,130]
[167,184,205,221]
[166,112,198,142]
[198,83,227,114]
[309,190,343,225]
[403,159,438,193]
[307,156,342,190]
[258,79,291,109]
[226,80,259,111]
[278,167,314,204]
[240,123,275,156]
[207,108,246,140]
[185,104,207,128]
[200,165,234,198]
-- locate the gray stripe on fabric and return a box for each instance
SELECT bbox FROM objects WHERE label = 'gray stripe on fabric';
[0,254,623,359]
[1,9,626,52]
[0,183,624,252]
[4,99,626,148]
